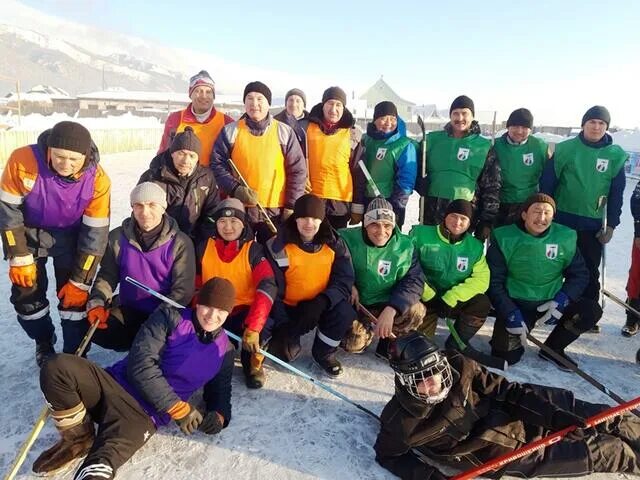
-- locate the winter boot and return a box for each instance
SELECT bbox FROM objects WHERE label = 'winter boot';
[268,328,301,362]
[444,314,485,350]
[622,302,640,337]
[32,413,94,475]
[312,334,343,377]
[241,350,266,389]
[539,324,580,372]
[375,338,391,360]
[36,334,57,368]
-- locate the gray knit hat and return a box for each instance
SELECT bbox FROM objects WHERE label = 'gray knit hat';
[212,197,246,223]
[364,197,395,227]
[130,182,167,209]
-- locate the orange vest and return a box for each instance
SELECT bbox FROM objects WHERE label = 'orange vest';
[307,123,353,202]
[230,119,287,208]
[283,243,335,306]
[201,239,255,307]
[177,109,226,167]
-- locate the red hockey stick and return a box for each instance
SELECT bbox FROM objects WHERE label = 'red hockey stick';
[451,395,640,480]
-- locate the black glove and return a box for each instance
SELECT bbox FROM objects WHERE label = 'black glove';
[550,409,587,430]
[431,298,453,319]
[175,405,203,435]
[425,466,447,480]
[198,411,224,435]
[474,221,492,242]
[295,295,329,334]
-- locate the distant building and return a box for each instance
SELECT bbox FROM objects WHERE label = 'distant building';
[359,77,415,118]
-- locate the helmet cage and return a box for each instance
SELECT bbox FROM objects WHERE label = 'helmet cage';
[395,350,453,404]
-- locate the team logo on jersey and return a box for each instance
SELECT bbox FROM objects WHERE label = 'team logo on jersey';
[545,244,558,260]
[596,158,609,172]
[377,260,392,277]
[456,256,469,272]
[522,153,534,166]
[375,148,388,161]
[457,148,470,161]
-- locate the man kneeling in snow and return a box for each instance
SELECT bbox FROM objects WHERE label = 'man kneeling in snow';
[32,277,235,479]
[375,331,640,479]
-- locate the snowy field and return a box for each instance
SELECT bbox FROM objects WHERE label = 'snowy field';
[1,149,639,480]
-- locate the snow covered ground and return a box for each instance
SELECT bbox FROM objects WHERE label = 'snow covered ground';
[0,149,639,479]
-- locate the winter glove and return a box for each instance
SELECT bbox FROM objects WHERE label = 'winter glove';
[198,411,224,435]
[168,401,203,435]
[550,409,587,430]
[57,280,90,309]
[537,291,570,325]
[596,225,614,245]
[233,185,259,207]
[432,298,454,319]
[295,295,329,334]
[8,255,37,288]
[87,306,110,330]
[505,309,527,336]
[349,212,363,225]
[242,328,261,353]
[281,208,294,221]
[474,221,492,242]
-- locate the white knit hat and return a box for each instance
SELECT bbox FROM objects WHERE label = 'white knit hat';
[130,182,167,209]
[364,197,395,227]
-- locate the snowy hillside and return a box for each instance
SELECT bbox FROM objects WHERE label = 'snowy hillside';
[0,150,639,479]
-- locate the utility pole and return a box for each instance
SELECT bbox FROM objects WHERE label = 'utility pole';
[0,74,22,126]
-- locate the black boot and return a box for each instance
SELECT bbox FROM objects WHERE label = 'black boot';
[32,416,94,475]
[622,300,640,337]
[539,325,580,371]
[312,335,343,377]
[375,338,390,360]
[241,349,266,389]
[36,334,57,368]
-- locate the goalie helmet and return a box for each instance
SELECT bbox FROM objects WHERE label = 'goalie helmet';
[388,332,453,404]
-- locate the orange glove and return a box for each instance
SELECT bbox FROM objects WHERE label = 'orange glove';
[87,306,110,330]
[9,262,37,288]
[57,281,90,308]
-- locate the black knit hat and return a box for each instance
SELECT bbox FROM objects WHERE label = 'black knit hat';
[373,101,398,121]
[198,277,236,313]
[170,126,202,156]
[322,86,347,106]
[581,105,610,128]
[507,108,534,129]
[449,95,475,116]
[522,193,556,214]
[243,81,272,105]
[47,121,91,155]
[293,194,326,220]
[285,88,306,107]
[212,198,246,223]
[445,199,473,220]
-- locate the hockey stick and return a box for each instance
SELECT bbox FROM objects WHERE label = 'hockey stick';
[451,394,640,480]
[124,276,379,421]
[355,302,396,340]
[602,289,640,321]
[4,321,100,480]
[417,115,426,225]
[598,195,608,312]
[526,332,639,417]
[227,158,278,234]
[357,160,382,198]
[445,318,507,370]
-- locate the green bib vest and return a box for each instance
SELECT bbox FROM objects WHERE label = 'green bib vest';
[494,135,547,203]
[493,223,576,301]
[553,137,627,219]
[410,225,483,295]
[425,130,491,201]
[339,227,414,306]
[363,135,412,197]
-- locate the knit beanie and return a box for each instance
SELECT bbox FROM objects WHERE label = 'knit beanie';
[198,277,236,313]
[449,95,475,116]
[364,197,396,227]
[243,81,272,105]
[373,101,398,121]
[285,88,306,107]
[130,182,167,209]
[322,86,347,106]
[521,193,556,214]
[507,108,534,129]
[293,194,326,220]
[47,121,91,155]
[170,126,202,156]
[212,197,246,223]
[581,105,610,128]
[445,199,473,220]
[188,70,215,97]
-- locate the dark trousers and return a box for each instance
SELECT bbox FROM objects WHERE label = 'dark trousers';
[91,304,151,352]
[225,308,277,347]
[40,354,156,479]
[327,214,349,230]
[11,253,88,353]
[495,202,523,227]
[422,196,451,226]
[576,230,604,303]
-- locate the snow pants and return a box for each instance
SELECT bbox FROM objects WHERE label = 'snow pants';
[39,354,156,480]
[576,230,604,311]
[90,303,153,352]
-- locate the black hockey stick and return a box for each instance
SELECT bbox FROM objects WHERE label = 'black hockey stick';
[602,289,640,321]
[445,318,507,370]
